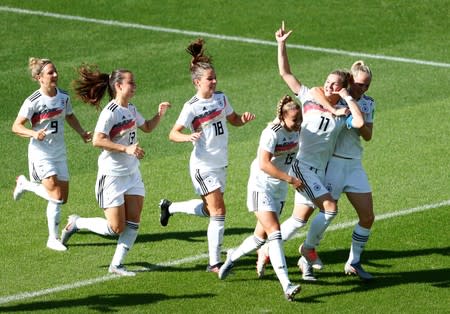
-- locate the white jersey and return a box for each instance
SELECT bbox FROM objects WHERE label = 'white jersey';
[295,85,350,170]
[176,91,234,170]
[248,123,299,196]
[333,94,375,159]
[94,101,145,176]
[18,88,72,162]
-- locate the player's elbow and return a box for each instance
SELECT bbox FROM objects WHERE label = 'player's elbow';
[353,119,364,129]
[362,133,372,141]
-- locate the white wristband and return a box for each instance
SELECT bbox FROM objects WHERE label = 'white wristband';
[344,96,354,103]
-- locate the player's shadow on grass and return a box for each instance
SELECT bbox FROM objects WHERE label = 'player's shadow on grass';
[304,246,449,273]
[297,266,450,304]
[283,246,449,303]
[136,227,256,243]
[197,246,450,303]
[0,292,215,312]
[65,227,255,248]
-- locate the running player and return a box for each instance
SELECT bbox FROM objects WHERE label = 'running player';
[310,61,376,280]
[257,22,364,280]
[218,95,302,301]
[12,57,92,252]
[159,38,255,274]
[61,65,170,276]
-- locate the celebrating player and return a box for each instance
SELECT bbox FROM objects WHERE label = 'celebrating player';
[12,57,91,251]
[310,60,376,280]
[159,38,255,273]
[218,95,302,301]
[257,22,364,280]
[61,65,170,276]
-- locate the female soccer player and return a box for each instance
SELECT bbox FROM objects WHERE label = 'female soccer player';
[218,95,302,301]
[257,22,364,280]
[61,65,170,276]
[159,38,255,273]
[311,61,376,280]
[12,57,91,251]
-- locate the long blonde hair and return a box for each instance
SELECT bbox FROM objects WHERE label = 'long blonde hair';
[351,60,373,79]
[29,57,53,81]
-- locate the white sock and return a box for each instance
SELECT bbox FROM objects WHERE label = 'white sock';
[111,221,139,267]
[169,199,207,216]
[23,179,61,203]
[347,224,371,264]
[207,216,225,266]
[230,235,265,262]
[304,210,337,248]
[267,231,290,291]
[76,217,116,236]
[280,216,307,241]
[46,201,61,239]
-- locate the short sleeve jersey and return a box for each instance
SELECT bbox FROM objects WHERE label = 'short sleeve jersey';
[295,85,348,170]
[333,94,375,159]
[94,101,145,176]
[249,123,299,193]
[175,92,234,170]
[18,88,72,162]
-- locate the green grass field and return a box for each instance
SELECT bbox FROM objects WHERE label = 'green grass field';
[1,1,449,313]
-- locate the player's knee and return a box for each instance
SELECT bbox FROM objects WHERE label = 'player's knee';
[360,212,375,228]
[209,207,226,216]
[109,223,126,234]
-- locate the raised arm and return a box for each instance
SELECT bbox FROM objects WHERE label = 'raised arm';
[336,89,364,128]
[226,111,255,127]
[139,101,171,133]
[310,87,349,116]
[276,21,302,94]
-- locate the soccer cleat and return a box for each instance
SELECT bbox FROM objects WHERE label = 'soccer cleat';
[206,263,222,274]
[298,256,317,281]
[13,175,27,201]
[256,245,270,279]
[61,215,80,245]
[218,249,234,279]
[108,264,136,277]
[284,283,301,301]
[46,237,67,251]
[300,243,323,270]
[159,199,172,227]
[345,262,373,281]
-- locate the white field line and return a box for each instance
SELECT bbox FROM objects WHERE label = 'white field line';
[0,6,449,68]
[1,200,449,305]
